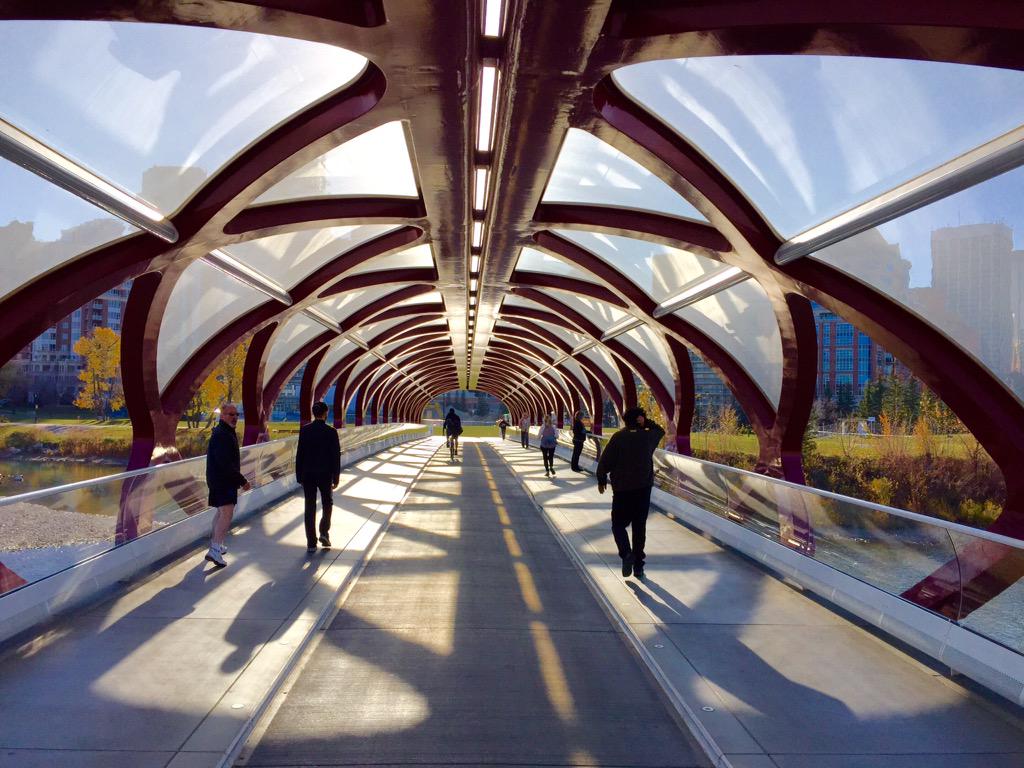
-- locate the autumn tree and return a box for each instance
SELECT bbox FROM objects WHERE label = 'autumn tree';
[73,327,124,421]
[196,338,250,427]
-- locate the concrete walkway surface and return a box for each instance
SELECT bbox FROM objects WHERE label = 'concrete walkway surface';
[490,438,1024,768]
[242,438,708,767]
[0,439,436,768]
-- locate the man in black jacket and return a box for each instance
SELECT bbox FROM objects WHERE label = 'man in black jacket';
[570,410,588,471]
[296,401,342,554]
[596,407,664,579]
[205,403,251,568]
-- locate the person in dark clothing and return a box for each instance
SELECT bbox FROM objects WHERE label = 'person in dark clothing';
[496,416,509,440]
[296,401,342,554]
[205,403,251,568]
[442,408,463,457]
[570,410,588,471]
[596,406,664,580]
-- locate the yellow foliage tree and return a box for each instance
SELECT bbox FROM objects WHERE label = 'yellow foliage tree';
[73,327,124,421]
[199,339,250,427]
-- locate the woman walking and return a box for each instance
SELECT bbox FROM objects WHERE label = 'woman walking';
[539,414,558,477]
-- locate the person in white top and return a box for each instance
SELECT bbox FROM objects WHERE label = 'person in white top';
[518,414,531,448]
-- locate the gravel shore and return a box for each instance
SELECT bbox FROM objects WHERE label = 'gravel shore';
[0,502,113,551]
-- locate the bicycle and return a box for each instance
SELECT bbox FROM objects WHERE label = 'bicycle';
[447,432,459,460]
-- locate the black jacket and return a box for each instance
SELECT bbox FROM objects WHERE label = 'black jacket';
[596,421,665,492]
[206,421,247,491]
[295,419,342,484]
[572,418,587,443]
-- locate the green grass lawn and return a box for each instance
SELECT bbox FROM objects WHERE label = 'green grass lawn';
[689,431,986,460]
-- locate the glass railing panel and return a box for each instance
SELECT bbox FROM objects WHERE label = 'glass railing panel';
[655,452,730,519]
[801,493,959,598]
[948,531,1024,652]
[0,426,426,597]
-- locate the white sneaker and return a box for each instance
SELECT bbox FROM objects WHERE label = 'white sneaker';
[205,546,227,568]
[219,543,228,554]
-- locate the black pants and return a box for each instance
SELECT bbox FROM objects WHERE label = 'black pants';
[500,427,506,440]
[303,476,333,547]
[541,446,555,473]
[570,440,584,471]
[611,486,652,566]
[521,431,529,448]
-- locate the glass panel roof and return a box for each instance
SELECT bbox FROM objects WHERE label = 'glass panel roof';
[0,21,366,214]
[0,158,137,301]
[531,289,631,330]
[264,314,325,384]
[579,345,621,393]
[514,247,602,284]
[543,128,706,221]
[675,278,783,407]
[157,259,266,391]
[221,225,398,290]
[314,284,404,323]
[345,243,435,277]
[811,166,1024,401]
[354,315,417,344]
[554,229,721,303]
[393,290,443,307]
[316,338,359,383]
[255,121,418,204]
[614,55,1024,239]
[620,324,675,397]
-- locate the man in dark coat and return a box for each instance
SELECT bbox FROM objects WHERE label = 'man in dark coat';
[296,401,342,553]
[570,410,588,471]
[205,403,251,568]
[596,406,664,579]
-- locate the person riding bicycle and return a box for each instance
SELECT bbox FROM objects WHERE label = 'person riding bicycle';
[443,408,463,453]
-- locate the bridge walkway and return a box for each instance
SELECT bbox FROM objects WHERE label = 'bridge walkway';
[242,438,707,766]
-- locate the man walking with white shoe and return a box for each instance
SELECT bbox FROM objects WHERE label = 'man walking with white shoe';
[205,403,251,568]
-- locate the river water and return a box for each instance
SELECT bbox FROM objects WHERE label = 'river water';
[0,459,120,498]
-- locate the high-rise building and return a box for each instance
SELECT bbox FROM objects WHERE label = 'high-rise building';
[812,302,887,404]
[930,223,1021,381]
[15,281,131,405]
[689,351,740,423]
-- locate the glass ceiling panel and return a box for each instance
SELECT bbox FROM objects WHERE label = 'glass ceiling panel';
[0,21,366,215]
[157,259,266,392]
[620,324,675,397]
[514,247,602,284]
[393,290,443,307]
[534,289,630,331]
[674,278,783,407]
[354,315,417,344]
[543,128,706,221]
[314,284,401,323]
[345,243,435,277]
[580,345,621,394]
[221,225,398,290]
[614,56,1024,239]
[0,158,137,301]
[811,165,1024,402]
[316,338,359,384]
[264,314,326,385]
[555,229,721,303]
[495,318,585,352]
[349,356,379,387]
[256,121,418,204]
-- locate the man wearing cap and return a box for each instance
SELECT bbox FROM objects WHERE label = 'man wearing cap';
[596,406,664,579]
[205,403,251,568]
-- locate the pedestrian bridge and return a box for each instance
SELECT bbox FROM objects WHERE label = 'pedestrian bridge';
[1,432,1023,768]
[4,4,1024,766]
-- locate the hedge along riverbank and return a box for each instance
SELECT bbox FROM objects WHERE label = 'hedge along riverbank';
[0,426,222,462]
[692,445,1005,530]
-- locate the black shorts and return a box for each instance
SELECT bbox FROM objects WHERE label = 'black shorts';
[208,487,238,507]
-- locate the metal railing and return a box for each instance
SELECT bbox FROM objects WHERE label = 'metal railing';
[0,423,427,596]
